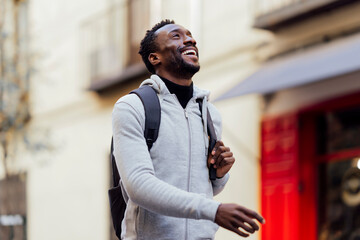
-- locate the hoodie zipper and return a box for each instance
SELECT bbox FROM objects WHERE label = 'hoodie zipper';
[173,95,201,240]
[184,108,191,240]
[172,95,192,240]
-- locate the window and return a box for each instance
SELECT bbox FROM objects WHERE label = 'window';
[81,0,151,91]
[127,0,150,66]
[317,106,360,154]
[318,158,360,240]
[316,106,360,239]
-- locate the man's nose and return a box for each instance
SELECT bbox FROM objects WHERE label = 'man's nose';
[184,35,196,45]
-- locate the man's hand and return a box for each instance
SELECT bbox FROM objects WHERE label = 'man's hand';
[215,203,265,237]
[208,141,235,178]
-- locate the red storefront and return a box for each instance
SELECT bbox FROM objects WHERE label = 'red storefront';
[261,91,360,240]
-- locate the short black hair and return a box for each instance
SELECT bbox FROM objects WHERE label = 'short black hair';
[139,19,175,74]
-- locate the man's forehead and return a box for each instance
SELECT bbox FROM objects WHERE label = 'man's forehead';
[155,24,189,35]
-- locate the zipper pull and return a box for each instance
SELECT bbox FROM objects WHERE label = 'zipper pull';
[184,109,188,119]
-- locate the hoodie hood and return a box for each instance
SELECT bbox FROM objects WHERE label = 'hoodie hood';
[140,74,210,100]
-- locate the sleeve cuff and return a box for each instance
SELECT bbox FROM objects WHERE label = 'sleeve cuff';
[198,198,221,222]
[212,173,229,187]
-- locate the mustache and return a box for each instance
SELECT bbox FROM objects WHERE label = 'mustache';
[178,43,198,53]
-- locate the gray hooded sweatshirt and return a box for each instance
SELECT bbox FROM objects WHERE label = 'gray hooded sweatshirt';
[112,75,229,240]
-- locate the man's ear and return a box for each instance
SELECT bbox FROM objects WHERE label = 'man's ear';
[148,53,161,67]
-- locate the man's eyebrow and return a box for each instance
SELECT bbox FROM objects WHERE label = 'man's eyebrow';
[169,28,192,36]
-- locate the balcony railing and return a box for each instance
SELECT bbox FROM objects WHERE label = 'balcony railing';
[253,0,356,30]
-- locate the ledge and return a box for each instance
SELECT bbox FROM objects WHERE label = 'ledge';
[88,63,150,92]
[253,0,358,31]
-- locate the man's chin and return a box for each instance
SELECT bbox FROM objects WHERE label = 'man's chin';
[178,64,200,79]
[188,65,200,74]
[183,60,200,72]
[168,56,200,78]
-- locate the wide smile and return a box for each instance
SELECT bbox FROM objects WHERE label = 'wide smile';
[180,48,199,61]
[182,49,197,56]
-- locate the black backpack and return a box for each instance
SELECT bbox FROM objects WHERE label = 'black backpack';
[109,85,217,239]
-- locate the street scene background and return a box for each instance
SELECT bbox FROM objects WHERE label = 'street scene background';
[1,0,360,239]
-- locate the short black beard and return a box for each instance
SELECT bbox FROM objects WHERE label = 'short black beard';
[167,51,200,79]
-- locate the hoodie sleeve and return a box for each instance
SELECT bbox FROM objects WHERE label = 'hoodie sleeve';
[112,94,220,222]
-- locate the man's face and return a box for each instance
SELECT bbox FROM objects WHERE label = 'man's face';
[153,24,200,78]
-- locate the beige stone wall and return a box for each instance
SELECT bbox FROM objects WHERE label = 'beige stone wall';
[27,0,123,239]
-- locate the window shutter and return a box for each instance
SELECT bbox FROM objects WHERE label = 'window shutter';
[261,114,300,240]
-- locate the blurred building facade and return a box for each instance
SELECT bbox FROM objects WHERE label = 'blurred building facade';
[218,0,360,239]
[1,0,360,240]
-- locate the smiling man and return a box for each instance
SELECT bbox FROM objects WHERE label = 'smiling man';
[112,19,265,240]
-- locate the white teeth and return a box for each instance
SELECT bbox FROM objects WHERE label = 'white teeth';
[182,50,196,56]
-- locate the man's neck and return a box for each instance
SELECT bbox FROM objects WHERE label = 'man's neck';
[159,76,193,109]
[155,71,192,86]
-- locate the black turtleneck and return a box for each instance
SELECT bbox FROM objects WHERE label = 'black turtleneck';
[160,76,193,109]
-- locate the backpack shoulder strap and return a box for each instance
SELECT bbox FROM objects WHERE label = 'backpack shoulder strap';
[197,99,217,180]
[130,85,161,150]
[110,137,119,187]
[110,85,161,187]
